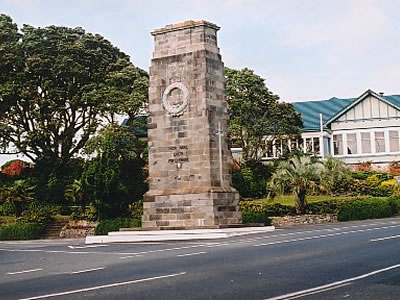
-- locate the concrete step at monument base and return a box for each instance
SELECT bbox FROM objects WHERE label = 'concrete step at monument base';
[85,226,275,244]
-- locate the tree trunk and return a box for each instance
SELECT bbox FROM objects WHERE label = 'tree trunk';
[294,190,307,214]
[14,202,22,218]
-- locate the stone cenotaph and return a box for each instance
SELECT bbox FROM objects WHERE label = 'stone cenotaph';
[142,20,241,229]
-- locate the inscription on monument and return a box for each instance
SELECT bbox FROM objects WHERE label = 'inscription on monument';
[168,145,189,164]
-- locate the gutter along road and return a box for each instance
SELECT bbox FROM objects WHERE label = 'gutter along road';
[1,218,400,299]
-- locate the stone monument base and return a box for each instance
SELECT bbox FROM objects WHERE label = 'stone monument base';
[142,187,241,229]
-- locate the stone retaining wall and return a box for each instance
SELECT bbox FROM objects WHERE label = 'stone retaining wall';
[270,214,337,227]
[59,220,97,238]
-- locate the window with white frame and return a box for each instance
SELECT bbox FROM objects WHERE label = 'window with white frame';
[346,133,357,154]
[389,130,399,152]
[313,137,320,154]
[375,131,385,153]
[333,134,343,155]
[361,132,371,153]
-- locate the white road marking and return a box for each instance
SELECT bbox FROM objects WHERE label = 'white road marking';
[371,234,400,242]
[285,283,352,299]
[70,267,105,274]
[18,272,186,300]
[68,245,109,249]
[119,255,142,259]
[177,251,206,257]
[254,224,400,247]
[7,269,43,275]
[265,263,400,300]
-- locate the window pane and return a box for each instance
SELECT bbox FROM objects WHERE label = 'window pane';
[274,140,282,157]
[347,133,357,154]
[333,134,343,155]
[306,138,312,152]
[390,131,399,152]
[266,141,273,157]
[313,137,320,154]
[290,139,297,151]
[298,138,304,152]
[375,132,385,153]
[361,132,371,153]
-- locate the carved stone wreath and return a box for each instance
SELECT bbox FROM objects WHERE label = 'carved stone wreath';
[162,82,190,116]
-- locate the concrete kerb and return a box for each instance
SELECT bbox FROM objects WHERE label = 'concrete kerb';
[85,226,275,244]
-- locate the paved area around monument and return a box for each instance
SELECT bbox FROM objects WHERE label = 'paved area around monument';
[1,217,400,299]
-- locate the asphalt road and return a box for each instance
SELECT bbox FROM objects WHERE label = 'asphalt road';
[1,217,400,300]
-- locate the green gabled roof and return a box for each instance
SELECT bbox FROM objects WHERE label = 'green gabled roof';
[382,94,400,109]
[293,92,400,132]
[293,97,355,131]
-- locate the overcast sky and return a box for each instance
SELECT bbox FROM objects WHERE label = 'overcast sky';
[1,0,399,165]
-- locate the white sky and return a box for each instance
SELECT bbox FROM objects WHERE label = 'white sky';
[1,0,399,166]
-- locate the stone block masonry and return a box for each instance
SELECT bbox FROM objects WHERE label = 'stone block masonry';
[143,20,242,229]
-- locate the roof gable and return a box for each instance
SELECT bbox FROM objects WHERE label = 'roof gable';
[325,90,400,126]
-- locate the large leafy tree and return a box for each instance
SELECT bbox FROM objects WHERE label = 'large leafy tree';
[225,67,302,165]
[269,155,322,214]
[0,14,148,166]
[81,124,147,220]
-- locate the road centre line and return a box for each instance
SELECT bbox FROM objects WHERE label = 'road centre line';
[177,251,206,257]
[119,255,142,259]
[371,234,400,242]
[70,267,105,274]
[254,224,400,247]
[7,269,43,275]
[265,263,400,300]
[18,272,187,300]
[67,245,109,249]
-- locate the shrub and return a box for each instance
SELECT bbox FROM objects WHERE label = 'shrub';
[0,202,16,216]
[0,223,45,240]
[354,161,372,172]
[2,160,26,176]
[70,205,97,221]
[130,200,143,220]
[388,197,400,215]
[95,217,141,235]
[337,197,394,222]
[241,211,271,225]
[16,203,54,225]
[306,199,347,214]
[232,163,274,198]
[239,201,295,216]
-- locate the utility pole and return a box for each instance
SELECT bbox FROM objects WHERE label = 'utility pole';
[320,113,325,159]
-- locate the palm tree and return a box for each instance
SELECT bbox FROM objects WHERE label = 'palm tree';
[269,155,322,214]
[64,179,86,212]
[0,180,35,217]
[320,156,349,195]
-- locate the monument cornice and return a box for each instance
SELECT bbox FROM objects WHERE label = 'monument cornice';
[151,20,220,36]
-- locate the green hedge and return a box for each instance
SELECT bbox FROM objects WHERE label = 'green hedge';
[241,211,271,225]
[0,223,45,240]
[239,201,295,216]
[95,218,141,235]
[241,197,400,222]
[337,197,395,222]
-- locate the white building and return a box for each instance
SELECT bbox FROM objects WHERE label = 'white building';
[262,90,400,166]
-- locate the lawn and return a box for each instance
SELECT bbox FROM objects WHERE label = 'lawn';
[252,195,367,206]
